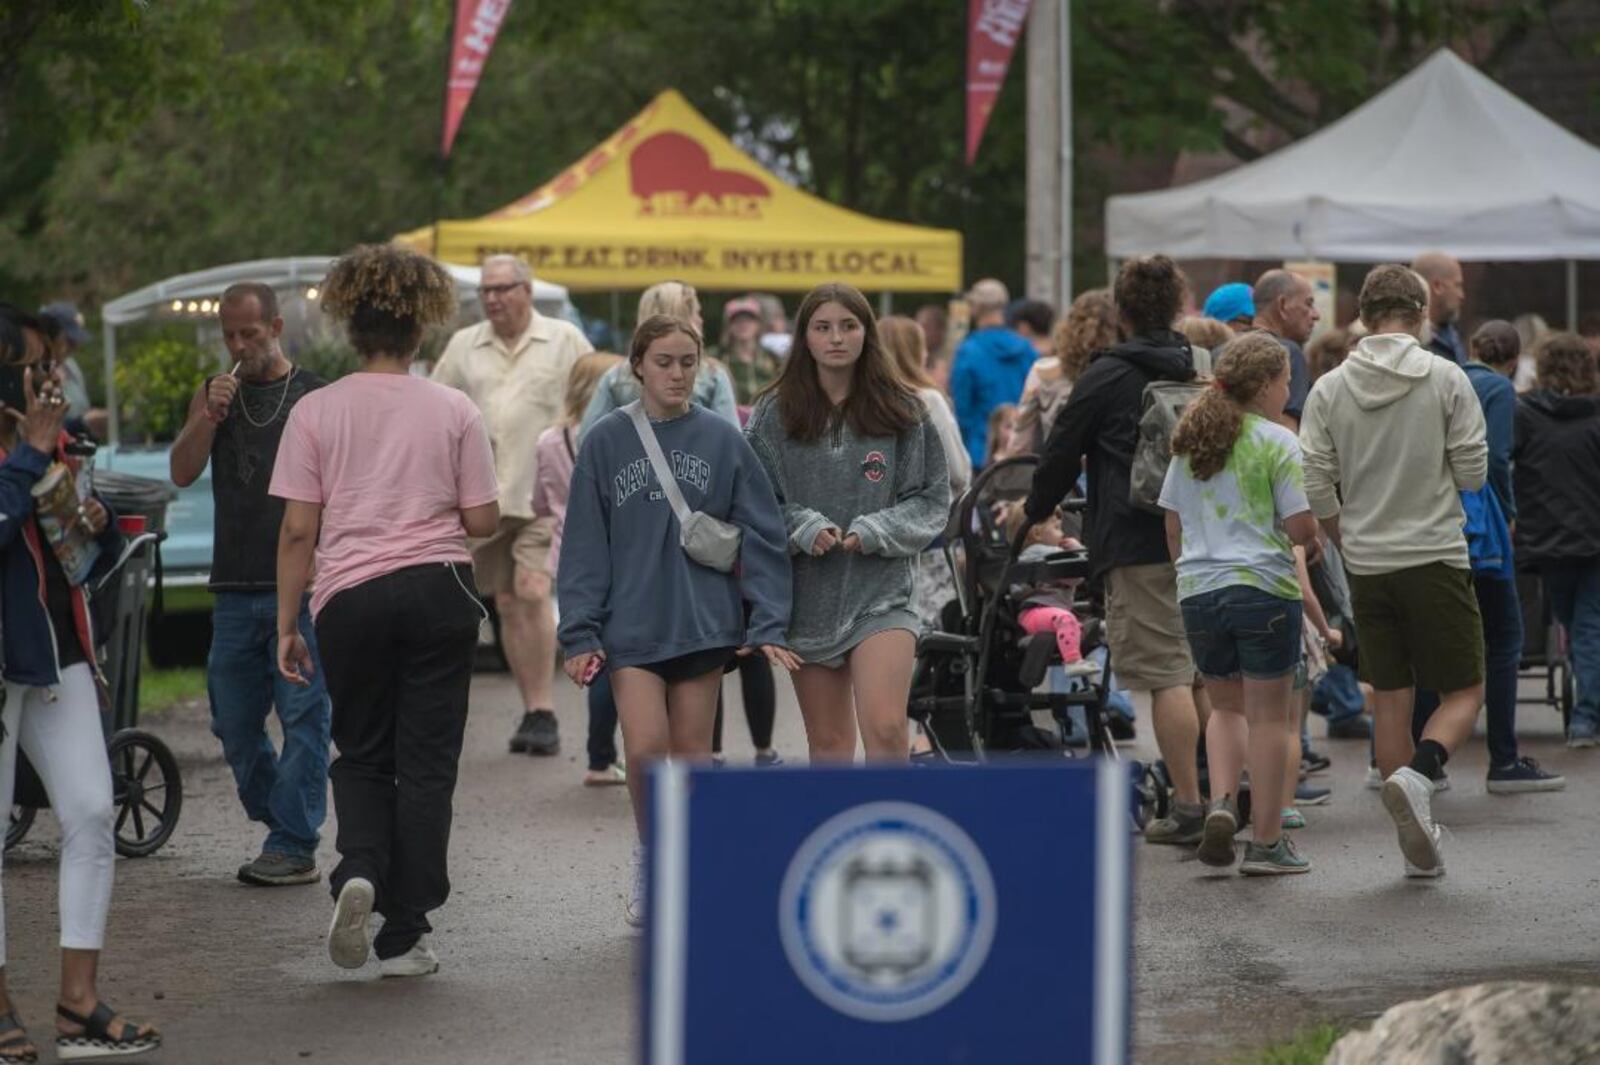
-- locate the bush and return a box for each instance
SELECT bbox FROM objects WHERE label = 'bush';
[295,339,360,382]
[113,336,210,443]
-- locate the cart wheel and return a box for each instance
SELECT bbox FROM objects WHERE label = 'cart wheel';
[108,729,182,858]
[5,805,34,851]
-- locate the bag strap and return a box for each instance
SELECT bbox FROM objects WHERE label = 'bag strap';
[625,401,692,523]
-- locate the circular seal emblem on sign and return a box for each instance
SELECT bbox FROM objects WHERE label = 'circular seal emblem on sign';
[778,802,997,1023]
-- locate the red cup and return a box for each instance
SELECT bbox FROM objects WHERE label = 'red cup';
[117,514,148,535]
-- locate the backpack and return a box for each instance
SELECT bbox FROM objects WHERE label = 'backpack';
[1129,378,1209,514]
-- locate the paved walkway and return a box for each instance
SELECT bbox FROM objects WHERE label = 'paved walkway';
[3,671,1595,1063]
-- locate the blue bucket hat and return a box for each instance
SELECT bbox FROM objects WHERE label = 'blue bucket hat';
[1202,283,1255,325]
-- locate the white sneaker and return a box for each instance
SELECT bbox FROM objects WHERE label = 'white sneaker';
[1404,824,1446,878]
[1368,764,1448,792]
[1382,768,1442,873]
[625,847,646,929]
[380,935,440,978]
[328,877,375,969]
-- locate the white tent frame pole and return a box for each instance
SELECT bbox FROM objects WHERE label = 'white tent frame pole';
[1568,260,1579,330]
[1057,0,1073,306]
[103,321,119,447]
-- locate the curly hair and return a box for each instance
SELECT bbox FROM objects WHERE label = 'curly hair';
[1052,288,1119,382]
[1306,328,1351,380]
[1170,334,1288,480]
[1177,315,1233,354]
[1114,256,1186,336]
[1535,332,1598,396]
[320,244,456,357]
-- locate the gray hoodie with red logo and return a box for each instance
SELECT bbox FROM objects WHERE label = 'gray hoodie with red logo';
[745,394,950,662]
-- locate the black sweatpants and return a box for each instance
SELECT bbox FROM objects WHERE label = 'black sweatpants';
[711,655,776,754]
[315,562,481,959]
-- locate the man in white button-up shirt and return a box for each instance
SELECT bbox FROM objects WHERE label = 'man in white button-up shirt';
[433,255,592,756]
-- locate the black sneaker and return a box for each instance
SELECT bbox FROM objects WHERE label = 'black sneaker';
[1301,746,1332,774]
[238,851,320,886]
[520,709,560,755]
[1326,715,1372,740]
[1486,757,1566,794]
[1294,781,1332,806]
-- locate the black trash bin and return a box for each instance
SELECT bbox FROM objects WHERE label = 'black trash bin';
[92,469,176,733]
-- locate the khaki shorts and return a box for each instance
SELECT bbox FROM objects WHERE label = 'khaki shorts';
[1348,562,1484,692]
[471,516,554,596]
[1104,563,1197,691]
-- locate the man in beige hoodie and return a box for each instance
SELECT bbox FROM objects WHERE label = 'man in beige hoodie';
[1299,264,1488,879]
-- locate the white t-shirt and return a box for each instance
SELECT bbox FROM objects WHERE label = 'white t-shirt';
[1157,414,1309,602]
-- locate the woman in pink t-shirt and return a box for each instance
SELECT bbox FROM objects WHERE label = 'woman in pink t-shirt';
[271,245,500,979]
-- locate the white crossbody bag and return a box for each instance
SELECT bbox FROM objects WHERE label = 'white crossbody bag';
[626,402,742,572]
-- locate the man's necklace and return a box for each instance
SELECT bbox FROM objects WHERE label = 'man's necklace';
[239,367,296,428]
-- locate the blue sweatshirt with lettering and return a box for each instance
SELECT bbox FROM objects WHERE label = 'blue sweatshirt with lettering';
[557,405,793,667]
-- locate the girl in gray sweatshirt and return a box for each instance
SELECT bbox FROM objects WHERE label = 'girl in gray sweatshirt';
[745,283,950,762]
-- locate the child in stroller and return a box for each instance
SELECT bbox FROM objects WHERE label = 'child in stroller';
[1003,503,1087,683]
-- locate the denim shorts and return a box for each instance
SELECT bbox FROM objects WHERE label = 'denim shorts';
[1179,586,1304,681]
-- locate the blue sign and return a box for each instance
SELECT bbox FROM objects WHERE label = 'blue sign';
[643,761,1131,1064]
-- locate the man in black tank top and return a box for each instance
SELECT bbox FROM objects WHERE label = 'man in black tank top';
[171,282,331,887]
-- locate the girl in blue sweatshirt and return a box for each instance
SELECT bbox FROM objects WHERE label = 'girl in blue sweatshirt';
[558,315,798,927]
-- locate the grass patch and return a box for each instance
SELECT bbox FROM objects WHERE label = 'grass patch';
[1236,1024,1344,1065]
[140,661,207,714]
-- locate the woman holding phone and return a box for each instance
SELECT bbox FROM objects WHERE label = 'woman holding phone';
[0,305,157,1062]
[272,246,500,978]
[558,314,796,928]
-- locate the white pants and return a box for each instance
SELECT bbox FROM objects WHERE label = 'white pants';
[0,663,115,964]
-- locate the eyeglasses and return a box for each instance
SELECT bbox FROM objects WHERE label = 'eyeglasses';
[479,282,528,298]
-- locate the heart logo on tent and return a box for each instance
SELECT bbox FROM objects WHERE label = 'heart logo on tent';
[631,132,770,216]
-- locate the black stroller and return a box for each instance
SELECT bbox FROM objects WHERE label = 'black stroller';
[7,470,183,857]
[906,455,1172,827]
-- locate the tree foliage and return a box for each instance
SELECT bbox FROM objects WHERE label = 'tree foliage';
[0,0,1584,312]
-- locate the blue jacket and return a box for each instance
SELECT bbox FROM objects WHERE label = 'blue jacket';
[950,326,1036,467]
[0,439,123,687]
[1464,361,1516,521]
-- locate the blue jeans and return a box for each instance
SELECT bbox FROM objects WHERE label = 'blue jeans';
[1543,559,1600,737]
[207,591,332,858]
[1179,586,1304,681]
[1311,664,1365,724]
[1411,571,1525,766]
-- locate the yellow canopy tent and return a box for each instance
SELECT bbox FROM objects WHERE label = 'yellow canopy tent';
[396,90,962,292]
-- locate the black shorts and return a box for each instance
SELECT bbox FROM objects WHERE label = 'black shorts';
[636,646,737,683]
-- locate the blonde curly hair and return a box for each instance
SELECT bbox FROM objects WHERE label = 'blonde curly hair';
[1052,288,1119,382]
[1170,333,1288,480]
[320,244,457,356]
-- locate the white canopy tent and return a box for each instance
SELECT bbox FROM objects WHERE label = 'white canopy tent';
[1105,49,1600,323]
[99,256,574,445]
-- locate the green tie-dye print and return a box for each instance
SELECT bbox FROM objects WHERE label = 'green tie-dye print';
[1157,414,1309,603]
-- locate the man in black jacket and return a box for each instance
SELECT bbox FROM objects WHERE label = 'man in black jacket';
[1025,255,1207,844]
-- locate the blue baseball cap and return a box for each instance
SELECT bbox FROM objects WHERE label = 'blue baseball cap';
[1202,283,1255,324]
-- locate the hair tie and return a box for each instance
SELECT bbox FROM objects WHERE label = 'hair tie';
[1209,378,1226,392]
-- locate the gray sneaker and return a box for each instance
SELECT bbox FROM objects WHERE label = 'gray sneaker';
[238,851,320,886]
[1239,835,1310,876]
[1197,796,1238,867]
[1143,801,1206,846]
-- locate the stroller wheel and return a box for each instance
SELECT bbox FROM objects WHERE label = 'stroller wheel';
[1148,760,1174,821]
[5,805,34,851]
[108,729,183,858]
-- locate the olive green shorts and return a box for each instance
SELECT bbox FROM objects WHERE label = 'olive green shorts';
[1347,562,1484,693]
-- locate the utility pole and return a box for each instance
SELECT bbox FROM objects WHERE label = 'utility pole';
[1024,0,1061,305]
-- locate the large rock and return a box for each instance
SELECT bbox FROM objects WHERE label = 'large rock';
[1327,981,1600,1064]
